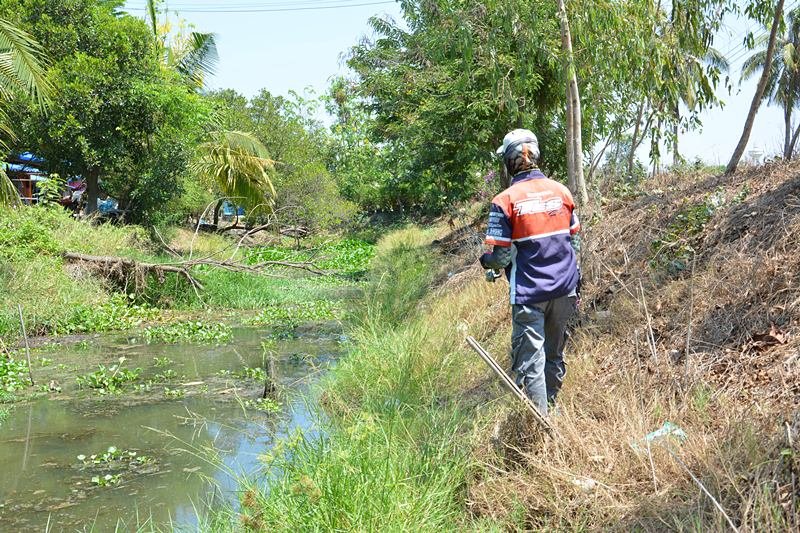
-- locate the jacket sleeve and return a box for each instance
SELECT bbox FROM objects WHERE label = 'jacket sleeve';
[485,200,512,247]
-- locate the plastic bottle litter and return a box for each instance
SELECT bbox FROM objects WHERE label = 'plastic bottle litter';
[632,421,687,452]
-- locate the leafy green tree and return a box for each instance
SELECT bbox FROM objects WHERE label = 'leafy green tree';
[344,0,735,211]
[571,0,731,175]
[0,0,201,221]
[742,6,800,160]
[0,17,50,206]
[142,2,279,228]
[347,0,563,212]
[206,88,354,229]
[326,78,396,212]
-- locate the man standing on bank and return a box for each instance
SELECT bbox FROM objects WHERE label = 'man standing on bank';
[479,129,581,417]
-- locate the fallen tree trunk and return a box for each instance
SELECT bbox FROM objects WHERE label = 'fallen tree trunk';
[63,252,327,295]
[63,252,204,294]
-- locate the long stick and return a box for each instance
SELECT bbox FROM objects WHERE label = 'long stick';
[685,253,697,377]
[262,352,276,399]
[787,421,797,531]
[638,280,658,361]
[17,305,34,386]
[466,336,552,433]
[661,444,740,532]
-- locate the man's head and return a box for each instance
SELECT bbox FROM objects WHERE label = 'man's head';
[496,129,539,177]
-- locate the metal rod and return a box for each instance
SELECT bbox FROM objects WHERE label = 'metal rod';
[466,336,552,433]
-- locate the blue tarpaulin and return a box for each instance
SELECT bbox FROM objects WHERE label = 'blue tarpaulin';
[6,153,46,175]
[15,152,44,164]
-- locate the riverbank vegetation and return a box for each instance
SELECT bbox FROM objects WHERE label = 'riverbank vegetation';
[2,0,799,529]
[217,161,800,531]
[0,205,371,347]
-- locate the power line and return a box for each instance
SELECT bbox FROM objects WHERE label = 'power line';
[148,0,380,7]
[125,0,395,13]
[722,0,800,68]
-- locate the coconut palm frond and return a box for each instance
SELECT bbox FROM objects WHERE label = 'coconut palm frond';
[705,46,730,73]
[0,166,21,207]
[741,50,769,81]
[784,42,799,72]
[175,32,218,89]
[192,130,276,209]
[0,105,15,146]
[0,17,51,107]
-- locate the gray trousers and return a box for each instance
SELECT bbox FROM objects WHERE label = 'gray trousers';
[511,295,576,416]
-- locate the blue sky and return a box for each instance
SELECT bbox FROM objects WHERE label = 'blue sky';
[123,0,785,166]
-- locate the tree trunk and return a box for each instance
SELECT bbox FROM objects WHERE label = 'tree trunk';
[213,198,225,228]
[629,102,644,177]
[670,0,681,167]
[570,75,588,204]
[558,0,588,205]
[673,101,681,166]
[784,103,793,159]
[565,84,575,190]
[725,0,786,175]
[789,120,800,158]
[84,168,100,215]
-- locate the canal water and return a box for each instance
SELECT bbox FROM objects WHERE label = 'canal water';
[0,325,340,531]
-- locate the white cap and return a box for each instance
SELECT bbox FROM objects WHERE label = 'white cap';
[496,128,538,156]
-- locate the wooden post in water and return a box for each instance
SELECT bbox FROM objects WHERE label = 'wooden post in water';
[262,352,276,398]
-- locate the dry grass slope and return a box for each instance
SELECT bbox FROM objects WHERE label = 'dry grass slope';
[435,162,800,531]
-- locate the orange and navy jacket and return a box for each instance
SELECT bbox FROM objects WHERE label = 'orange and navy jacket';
[485,169,580,305]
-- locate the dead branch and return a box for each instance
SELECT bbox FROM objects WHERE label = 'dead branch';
[63,251,328,297]
[186,258,326,276]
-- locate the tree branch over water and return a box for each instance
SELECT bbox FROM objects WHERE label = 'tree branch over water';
[63,251,327,297]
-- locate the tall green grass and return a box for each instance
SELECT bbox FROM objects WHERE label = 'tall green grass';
[0,206,360,343]
[204,226,490,531]
[0,207,142,341]
[239,409,470,531]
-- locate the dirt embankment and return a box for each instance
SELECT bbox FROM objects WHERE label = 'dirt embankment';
[583,161,800,407]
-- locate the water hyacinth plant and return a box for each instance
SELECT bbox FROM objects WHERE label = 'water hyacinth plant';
[144,321,232,344]
[76,358,142,394]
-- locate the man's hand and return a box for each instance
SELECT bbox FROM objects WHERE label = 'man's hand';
[479,247,512,270]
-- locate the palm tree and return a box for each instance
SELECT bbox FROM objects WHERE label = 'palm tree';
[144,1,272,228]
[741,7,800,160]
[0,17,50,206]
[191,130,276,227]
[669,46,729,165]
[727,0,787,175]
[146,0,218,90]
[145,0,274,228]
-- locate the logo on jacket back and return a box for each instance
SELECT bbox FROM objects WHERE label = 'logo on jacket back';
[514,193,564,217]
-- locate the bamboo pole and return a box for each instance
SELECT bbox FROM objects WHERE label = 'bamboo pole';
[17,305,34,386]
[466,336,552,433]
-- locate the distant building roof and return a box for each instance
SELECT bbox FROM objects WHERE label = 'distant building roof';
[11,152,45,165]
